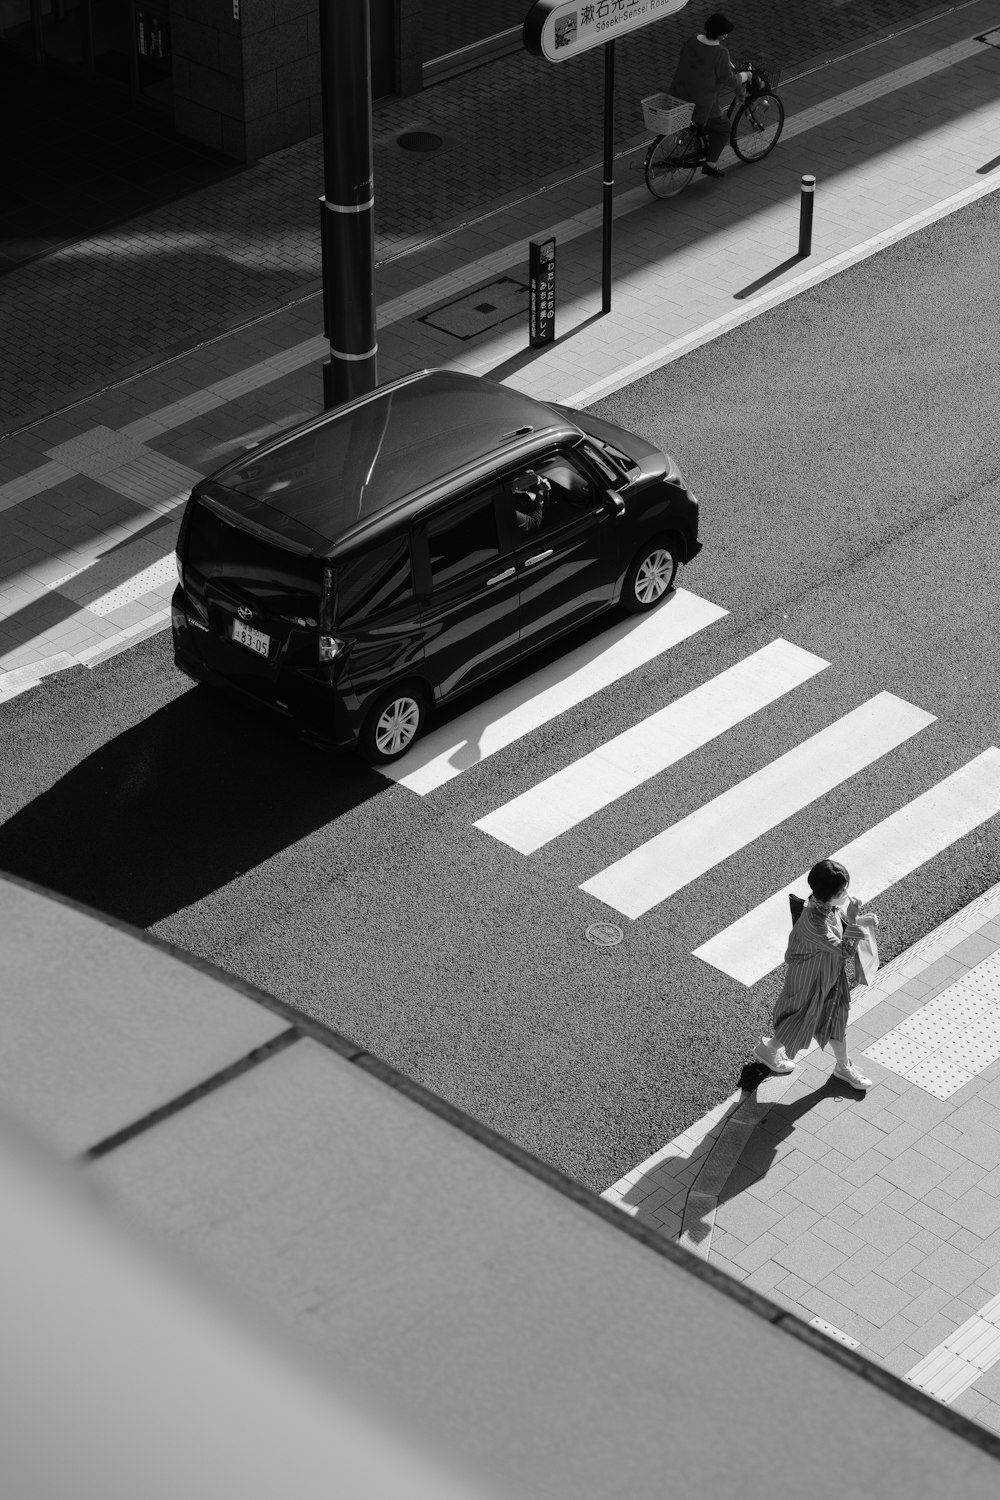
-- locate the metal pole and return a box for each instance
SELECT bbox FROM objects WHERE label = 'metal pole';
[601,40,615,315]
[318,0,378,409]
[798,174,816,258]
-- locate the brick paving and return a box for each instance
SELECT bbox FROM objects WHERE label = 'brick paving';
[0,0,956,428]
[606,883,1000,1433]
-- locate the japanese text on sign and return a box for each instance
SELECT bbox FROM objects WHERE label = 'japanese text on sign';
[524,0,690,62]
[529,238,556,347]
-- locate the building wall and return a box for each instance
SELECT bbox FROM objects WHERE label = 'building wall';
[171,0,397,164]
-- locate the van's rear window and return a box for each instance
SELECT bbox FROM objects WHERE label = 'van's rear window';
[186,500,322,606]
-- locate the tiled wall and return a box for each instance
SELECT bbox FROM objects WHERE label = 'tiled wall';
[170,0,402,164]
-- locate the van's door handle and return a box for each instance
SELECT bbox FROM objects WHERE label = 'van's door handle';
[524,550,553,567]
[487,566,516,585]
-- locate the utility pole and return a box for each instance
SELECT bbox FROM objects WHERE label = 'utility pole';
[318,0,377,409]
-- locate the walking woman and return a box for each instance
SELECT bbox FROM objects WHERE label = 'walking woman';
[755,859,879,1090]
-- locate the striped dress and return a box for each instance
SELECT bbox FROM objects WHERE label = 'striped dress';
[770,897,860,1055]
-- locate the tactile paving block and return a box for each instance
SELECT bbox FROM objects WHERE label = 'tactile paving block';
[903,1055,974,1100]
[945,1317,1000,1371]
[898,1006,972,1045]
[936,1030,1000,1075]
[44,426,149,478]
[863,1032,931,1072]
[906,1347,978,1404]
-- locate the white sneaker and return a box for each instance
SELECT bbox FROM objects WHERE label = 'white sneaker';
[833,1058,872,1090]
[754,1039,796,1074]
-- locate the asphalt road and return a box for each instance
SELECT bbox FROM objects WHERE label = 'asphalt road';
[3,190,999,1192]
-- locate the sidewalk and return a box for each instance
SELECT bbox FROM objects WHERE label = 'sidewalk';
[605,879,1000,1434]
[0,0,968,428]
[2,0,999,701]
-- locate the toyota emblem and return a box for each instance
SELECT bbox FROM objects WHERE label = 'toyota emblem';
[238,605,253,621]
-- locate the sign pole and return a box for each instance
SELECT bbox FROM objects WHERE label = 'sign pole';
[602,40,615,316]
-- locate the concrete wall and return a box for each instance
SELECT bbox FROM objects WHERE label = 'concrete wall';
[3,870,1000,1498]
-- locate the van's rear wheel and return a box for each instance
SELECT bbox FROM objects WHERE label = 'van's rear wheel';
[358,684,428,763]
[620,536,678,613]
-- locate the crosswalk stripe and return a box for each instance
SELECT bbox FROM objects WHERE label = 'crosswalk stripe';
[693,747,1000,986]
[382,589,727,795]
[473,639,829,854]
[579,692,936,920]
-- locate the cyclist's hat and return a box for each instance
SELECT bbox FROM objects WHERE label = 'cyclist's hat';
[704,13,735,38]
[807,859,850,902]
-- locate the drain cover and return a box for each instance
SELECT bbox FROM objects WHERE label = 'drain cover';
[397,130,443,151]
[419,276,529,340]
[586,923,624,947]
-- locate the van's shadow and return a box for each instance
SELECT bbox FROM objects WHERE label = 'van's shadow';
[0,687,384,929]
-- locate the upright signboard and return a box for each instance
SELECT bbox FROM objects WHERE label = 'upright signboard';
[523,0,689,62]
[529,237,556,347]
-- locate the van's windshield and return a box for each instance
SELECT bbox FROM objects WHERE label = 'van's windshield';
[186,499,323,613]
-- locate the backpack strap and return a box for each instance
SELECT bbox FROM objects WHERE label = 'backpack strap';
[788,893,806,923]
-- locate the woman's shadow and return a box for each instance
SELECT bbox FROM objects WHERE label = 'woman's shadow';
[719,1063,858,1212]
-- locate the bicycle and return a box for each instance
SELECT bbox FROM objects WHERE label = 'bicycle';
[642,60,785,200]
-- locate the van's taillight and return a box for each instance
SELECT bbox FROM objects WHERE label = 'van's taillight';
[319,635,345,662]
[175,552,184,587]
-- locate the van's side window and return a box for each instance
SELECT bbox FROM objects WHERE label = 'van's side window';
[506,453,596,539]
[337,537,414,623]
[426,491,500,585]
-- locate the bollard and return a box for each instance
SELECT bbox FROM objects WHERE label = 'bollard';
[798,175,816,258]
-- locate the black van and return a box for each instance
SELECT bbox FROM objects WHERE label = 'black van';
[171,369,702,762]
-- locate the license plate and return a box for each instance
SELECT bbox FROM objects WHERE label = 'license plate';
[232,620,270,657]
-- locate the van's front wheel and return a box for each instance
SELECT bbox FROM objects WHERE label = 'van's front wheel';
[358,684,429,763]
[620,536,678,613]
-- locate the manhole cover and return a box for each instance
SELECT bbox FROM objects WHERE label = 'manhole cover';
[397,130,444,151]
[586,923,624,947]
[419,276,529,341]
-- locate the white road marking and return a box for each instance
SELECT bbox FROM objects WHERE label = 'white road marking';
[693,748,1000,985]
[382,590,727,795]
[473,639,828,854]
[580,693,935,920]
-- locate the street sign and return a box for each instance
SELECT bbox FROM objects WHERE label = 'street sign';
[529,237,556,347]
[523,0,690,63]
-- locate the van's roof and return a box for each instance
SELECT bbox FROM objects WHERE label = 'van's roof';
[206,370,574,551]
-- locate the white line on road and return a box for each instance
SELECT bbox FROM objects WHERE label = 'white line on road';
[382,589,727,795]
[580,693,936,920]
[693,747,1000,985]
[473,639,828,854]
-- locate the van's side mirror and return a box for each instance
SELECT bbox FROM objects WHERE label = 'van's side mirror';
[606,492,626,518]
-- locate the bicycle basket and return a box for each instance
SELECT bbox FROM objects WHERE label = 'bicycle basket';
[741,58,782,94]
[641,92,695,135]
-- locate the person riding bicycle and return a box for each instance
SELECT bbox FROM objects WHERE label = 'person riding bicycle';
[667,12,749,178]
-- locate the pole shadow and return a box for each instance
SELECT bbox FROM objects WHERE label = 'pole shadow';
[484,311,608,382]
[733,253,808,300]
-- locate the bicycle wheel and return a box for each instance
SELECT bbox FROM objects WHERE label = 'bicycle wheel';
[644,132,697,198]
[730,93,785,162]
